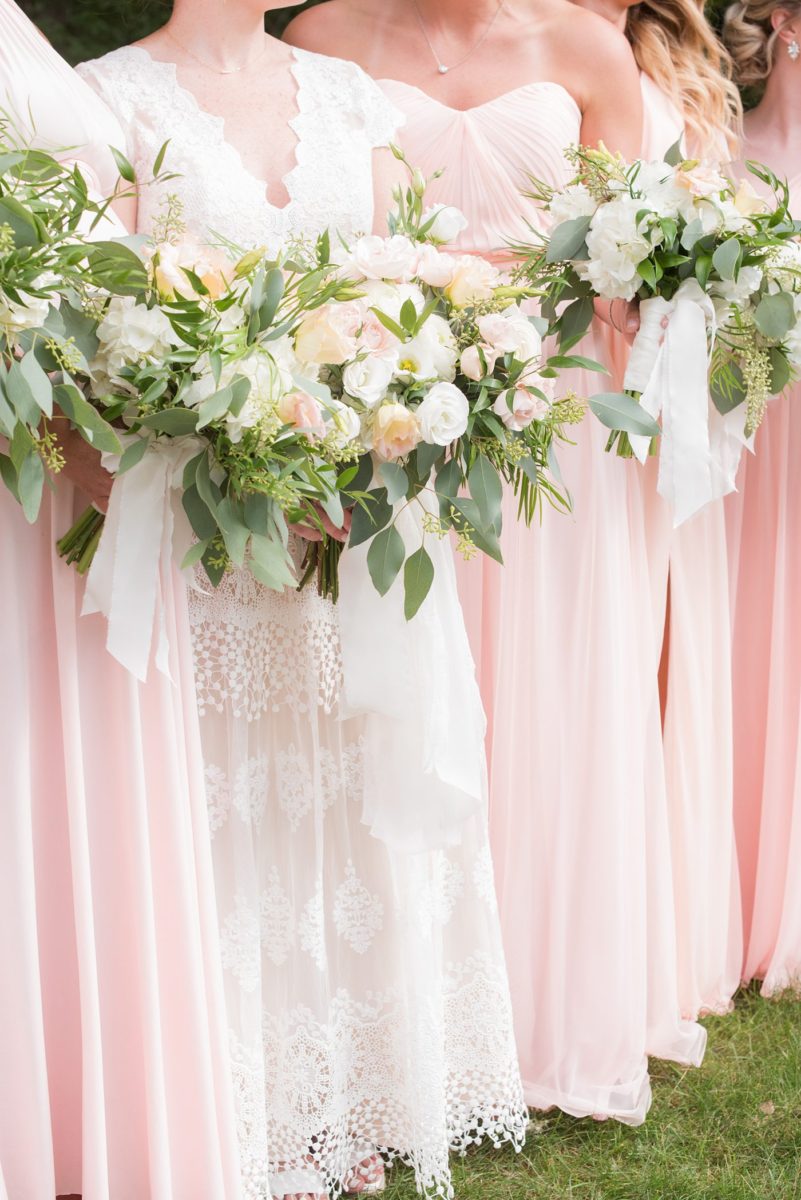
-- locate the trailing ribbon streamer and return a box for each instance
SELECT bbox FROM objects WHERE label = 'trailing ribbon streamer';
[82,438,201,681]
[337,492,486,854]
[624,278,746,527]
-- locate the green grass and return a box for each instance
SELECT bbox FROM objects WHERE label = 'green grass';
[385,986,801,1200]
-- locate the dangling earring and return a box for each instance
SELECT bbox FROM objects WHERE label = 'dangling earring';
[788,38,800,61]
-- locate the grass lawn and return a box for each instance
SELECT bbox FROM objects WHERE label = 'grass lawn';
[384,985,801,1200]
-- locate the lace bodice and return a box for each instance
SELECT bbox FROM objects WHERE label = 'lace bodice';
[77,45,401,250]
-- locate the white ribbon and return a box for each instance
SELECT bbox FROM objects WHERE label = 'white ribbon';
[624,278,748,527]
[337,490,486,854]
[82,438,201,682]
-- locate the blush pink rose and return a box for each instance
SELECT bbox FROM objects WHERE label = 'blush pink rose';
[277,390,327,439]
[372,403,421,460]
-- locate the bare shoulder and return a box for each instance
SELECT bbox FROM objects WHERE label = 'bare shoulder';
[283,1,379,57]
[544,3,635,73]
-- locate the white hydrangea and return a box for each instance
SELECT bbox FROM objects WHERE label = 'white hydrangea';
[579,195,656,301]
[549,183,597,226]
[0,287,50,336]
[95,295,177,379]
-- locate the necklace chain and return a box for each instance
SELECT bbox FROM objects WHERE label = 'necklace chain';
[164,27,268,76]
[411,0,506,75]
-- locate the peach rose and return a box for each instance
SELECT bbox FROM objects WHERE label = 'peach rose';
[372,402,421,460]
[294,301,363,365]
[153,238,235,300]
[445,255,500,307]
[277,390,327,439]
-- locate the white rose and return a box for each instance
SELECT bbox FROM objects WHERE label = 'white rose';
[348,234,419,281]
[416,381,469,445]
[477,309,542,362]
[446,255,500,306]
[342,353,398,407]
[422,203,468,245]
[95,295,176,377]
[493,380,553,431]
[415,243,457,289]
[578,196,654,302]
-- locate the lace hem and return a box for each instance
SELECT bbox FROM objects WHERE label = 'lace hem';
[228,955,528,1199]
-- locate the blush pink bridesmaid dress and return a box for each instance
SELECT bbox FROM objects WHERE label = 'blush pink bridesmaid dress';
[726,170,801,997]
[612,76,743,1020]
[381,76,706,1124]
[0,4,242,1195]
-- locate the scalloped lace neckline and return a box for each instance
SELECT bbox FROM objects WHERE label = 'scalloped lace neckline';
[123,43,306,213]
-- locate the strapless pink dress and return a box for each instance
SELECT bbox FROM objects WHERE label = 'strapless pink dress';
[609,76,742,1020]
[726,170,801,997]
[381,77,705,1123]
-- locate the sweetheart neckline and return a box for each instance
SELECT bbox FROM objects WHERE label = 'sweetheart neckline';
[377,77,582,122]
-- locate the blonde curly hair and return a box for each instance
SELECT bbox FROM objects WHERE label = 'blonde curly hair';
[723,0,801,85]
[626,0,743,155]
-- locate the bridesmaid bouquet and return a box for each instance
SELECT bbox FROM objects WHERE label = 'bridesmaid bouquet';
[0,128,149,520]
[515,144,801,523]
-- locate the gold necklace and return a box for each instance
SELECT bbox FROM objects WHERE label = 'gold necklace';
[411,0,506,75]
[164,27,268,76]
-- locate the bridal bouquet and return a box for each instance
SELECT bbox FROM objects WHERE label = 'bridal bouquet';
[515,145,801,523]
[294,157,585,614]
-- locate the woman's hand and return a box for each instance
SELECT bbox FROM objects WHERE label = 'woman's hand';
[51,419,113,512]
[290,504,352,544]
[595,297,640,344]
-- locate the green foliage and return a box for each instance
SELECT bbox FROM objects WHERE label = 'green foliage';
[17,0,325,65]
[384,987,801,1200]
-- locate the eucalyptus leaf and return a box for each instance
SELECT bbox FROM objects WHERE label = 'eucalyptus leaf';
[404,545,434,620]
[215,496,250,566]
[663,137,684,167]
[250,533,298,590]
[557,296,594,349]
[349,486,393,547]
[769,346,791,396]
[139,408,200,436]
[18,450,44,523]
[181,538,211,570]
[0,452,20,502]
[379,461,409,504]
[546,354,607,374]
[712,237,741,282]
[710,361,746,415]
[434,456,463,501]
[244,491,274,535]
[545,216,592,264]
[588,392,661,437]
[415,441,443,481]
[183,483,219,541]
[449,497,503,563]
[117,437,149,475]
[754,291,796,340]
[367,524,405,596]
[53,385,122,454]
[468,454,503,536]
[5,360,40,426]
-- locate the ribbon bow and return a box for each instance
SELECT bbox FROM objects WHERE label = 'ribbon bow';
[82,438,202,681]
[625,278,748,527]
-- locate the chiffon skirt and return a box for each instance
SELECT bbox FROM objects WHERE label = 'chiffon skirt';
[727,389,801,995]
[628,459,742,1018]
[0,486,241,1200]
[468,360,705,1126]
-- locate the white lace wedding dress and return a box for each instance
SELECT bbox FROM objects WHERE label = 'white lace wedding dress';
[79,44,527,1199]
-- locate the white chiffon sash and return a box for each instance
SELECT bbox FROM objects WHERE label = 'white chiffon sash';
[625,279,748,526]
[338,493,487,853]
